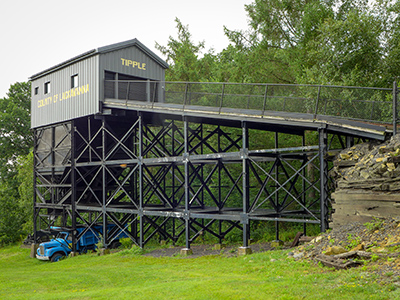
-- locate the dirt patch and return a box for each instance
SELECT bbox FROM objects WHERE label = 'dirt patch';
[142,217,400,284]
[143,242,279,258]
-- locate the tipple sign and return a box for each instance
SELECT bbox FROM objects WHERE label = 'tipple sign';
[121,58,146,70]
[37,84,89,108]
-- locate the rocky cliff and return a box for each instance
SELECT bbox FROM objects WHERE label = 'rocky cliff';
[331,134,400,226]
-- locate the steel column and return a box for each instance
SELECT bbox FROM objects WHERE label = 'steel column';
[184,117,191,249]
[319,127,329,232]
[242,121,250,247]
[138,113,144,248]
[33,129,38,243]
[275,132,280,241]
[71,120,77,253]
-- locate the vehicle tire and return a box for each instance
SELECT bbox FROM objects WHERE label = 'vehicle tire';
[50,252,65,262]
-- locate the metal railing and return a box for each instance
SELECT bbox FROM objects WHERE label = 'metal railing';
[104,80,397,130]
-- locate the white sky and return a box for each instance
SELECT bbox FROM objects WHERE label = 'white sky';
[0,0,252,98]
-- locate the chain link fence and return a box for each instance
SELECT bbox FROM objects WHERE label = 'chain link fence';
[105,80,395,124]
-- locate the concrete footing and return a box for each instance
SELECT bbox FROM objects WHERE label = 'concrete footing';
[271,240,284,248]
[30,243,39,258]
[238,246,252,256]
[69,252,78,257]
[99,248,110,256]
[180,248,193,256]
[213,243,226,250]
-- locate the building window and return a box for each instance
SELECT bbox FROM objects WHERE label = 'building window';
[44,81,51,94]
[71,74,78,88]
[34,87,39,95]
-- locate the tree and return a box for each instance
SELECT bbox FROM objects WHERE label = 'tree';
[299,1,386,86]
[224,0,335,84]
[0,82,32,245]
[0,81,32,180]
[223,0,400,88]
[0,178,23,245]
[0,153,33,245]
[376,0,400,86]
[155,18,210,82]
[16,152,34,235]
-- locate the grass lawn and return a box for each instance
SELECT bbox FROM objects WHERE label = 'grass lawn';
[0,245,398,299]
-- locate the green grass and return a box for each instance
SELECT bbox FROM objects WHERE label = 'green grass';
[0,245,398,300]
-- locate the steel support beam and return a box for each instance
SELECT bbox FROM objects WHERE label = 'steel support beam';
[138,113,144,248]
[184,117,191,249]
[319,127,329,232]
[33,110,363,250]
[242,121,250,247]
[71,120,77,253]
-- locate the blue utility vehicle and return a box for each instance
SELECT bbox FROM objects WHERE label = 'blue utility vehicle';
[36,224,125,262]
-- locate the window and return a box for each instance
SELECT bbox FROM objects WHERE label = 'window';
[34,87,39,95]
[44,81,51,94]
[71,74,78,88]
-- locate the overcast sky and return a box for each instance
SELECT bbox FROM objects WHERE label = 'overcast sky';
[0,0,252,98]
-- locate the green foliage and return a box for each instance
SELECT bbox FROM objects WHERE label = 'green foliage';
[0,152,33,246]
[95,234,105,249]
[159,1,400,89]
[346,233,362,250]
[119,237,134,249]
[116,245,144,256]
[0,82,32,181]
[0,82,33,245]
[371,253,380,262]
[364,217,385,233]
[0,180,24,245]
[16,153,33,234]
[155,18,211,82]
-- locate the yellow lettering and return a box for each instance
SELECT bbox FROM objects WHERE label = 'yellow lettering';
[139,63,146,70]
[121,58,146,70]
[79,84,89,94]
[37,84,90,108]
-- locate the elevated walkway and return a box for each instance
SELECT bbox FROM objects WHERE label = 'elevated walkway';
[102,81,394,141]
[103,98,388,141]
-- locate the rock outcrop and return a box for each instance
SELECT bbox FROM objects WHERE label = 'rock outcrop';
[331,134,400,226]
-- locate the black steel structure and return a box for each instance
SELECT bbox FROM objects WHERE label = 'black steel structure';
[33,79,396,252]
[31,39,397,252]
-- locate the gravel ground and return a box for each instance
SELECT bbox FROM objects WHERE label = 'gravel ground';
[143,217,400,284]
[292,217,400,284]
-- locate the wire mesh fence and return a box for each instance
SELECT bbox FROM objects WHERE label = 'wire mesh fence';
[105,80,394,124]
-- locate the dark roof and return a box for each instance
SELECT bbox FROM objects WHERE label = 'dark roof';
[30,38,169,80]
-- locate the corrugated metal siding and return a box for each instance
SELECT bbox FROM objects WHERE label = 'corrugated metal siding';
[31,40,167,128]
[31,55,100,128]
[100,46,165,81]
